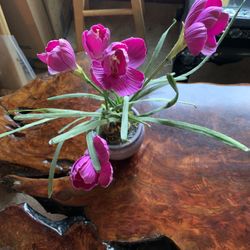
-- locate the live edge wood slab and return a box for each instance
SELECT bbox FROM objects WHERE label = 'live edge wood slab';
[0,72,249,250]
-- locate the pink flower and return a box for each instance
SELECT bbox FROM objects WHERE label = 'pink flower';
[82,24,110,60]
[37,39,77,75]
[90,38,146,96]
[184,0,229,56]
[70,135,113,191]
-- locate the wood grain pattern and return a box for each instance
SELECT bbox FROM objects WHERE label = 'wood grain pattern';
[0,72,250,249]
[0,203,104,250]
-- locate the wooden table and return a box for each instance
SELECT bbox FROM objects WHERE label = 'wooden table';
[0,72,249,250]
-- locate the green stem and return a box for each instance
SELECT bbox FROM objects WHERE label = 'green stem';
[74,64,103,95]
[103,91,109,110]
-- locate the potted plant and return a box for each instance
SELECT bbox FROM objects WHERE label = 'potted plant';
[0,0,248,197]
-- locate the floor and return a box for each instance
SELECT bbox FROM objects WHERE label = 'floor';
[1,0,250,216]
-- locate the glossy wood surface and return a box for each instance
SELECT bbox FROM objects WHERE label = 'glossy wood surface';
[0,72,249,249]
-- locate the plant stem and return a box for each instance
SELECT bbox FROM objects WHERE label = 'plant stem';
[103,91,109,110]
[74,64,103,95]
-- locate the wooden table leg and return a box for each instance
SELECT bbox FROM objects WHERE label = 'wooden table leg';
[131,0,145,38]
[73,0,84,52]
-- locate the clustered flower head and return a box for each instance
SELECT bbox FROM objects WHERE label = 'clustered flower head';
[184,0,229,56]
[82,25,147,96]
[70,135,113,191]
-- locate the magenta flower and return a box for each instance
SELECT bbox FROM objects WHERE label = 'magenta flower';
[70,135,113,191]
[90,38,146,96]
[37,39,77,75]
[82,24,110,60]
[184,0,229,56]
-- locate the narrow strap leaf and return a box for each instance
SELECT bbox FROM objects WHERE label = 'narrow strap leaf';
[86,132,101,172]
[139,74,179,116]
[58,117,87,134]
[144,19,177,76]
[0,118,55,139]
[48,141,64,198]
[48,93,104,101]
[121,96,129,141]
[49,118,119,145]
[14,111,101,120]
[139,117,250,152]
[49,120,104,145]
[131,76,170,101]
[130,98,196,107]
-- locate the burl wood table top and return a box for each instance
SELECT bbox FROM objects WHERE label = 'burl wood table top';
[0,71,249,249]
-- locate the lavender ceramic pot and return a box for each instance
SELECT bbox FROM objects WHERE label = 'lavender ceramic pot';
[108,108,145,161]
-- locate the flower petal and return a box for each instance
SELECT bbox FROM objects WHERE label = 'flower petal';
[103,48,128,76]
[98,162,113,188]
[37,52,47,64]
[48,66,60,75]
[185,0,207,28]
[93,136,110,164]
[121,37,147,68]
[205,0,222,8]
[196,7,222,29]
[82,24,110,60]
[72,174,98,191]
[209,12,229,36]
[90,61,109,90]
[107,67,144,96]
[59,39,77,70]
[79,156,98,184]
[202,35,217,55]
[45,40,60,52]
[185,22,207,56]
[47,47,69,72]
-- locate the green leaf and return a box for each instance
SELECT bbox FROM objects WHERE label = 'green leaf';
[0,118,55,139]
[121,96,129,141]
[14,110,101,120]
[139,74,179,116]
[48,93,104,101]
[49,120,103,144]
[130,98,196,108]
[144,19,177,76]
[49,118,118,145]
[139,117,250,152]
[175,0,246,80]
[48,141,64,198]
[58,117,87,134]
[131,81,168,101]
[86,132,101,172]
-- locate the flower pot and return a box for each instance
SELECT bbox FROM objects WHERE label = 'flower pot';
[108,108,145,161]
